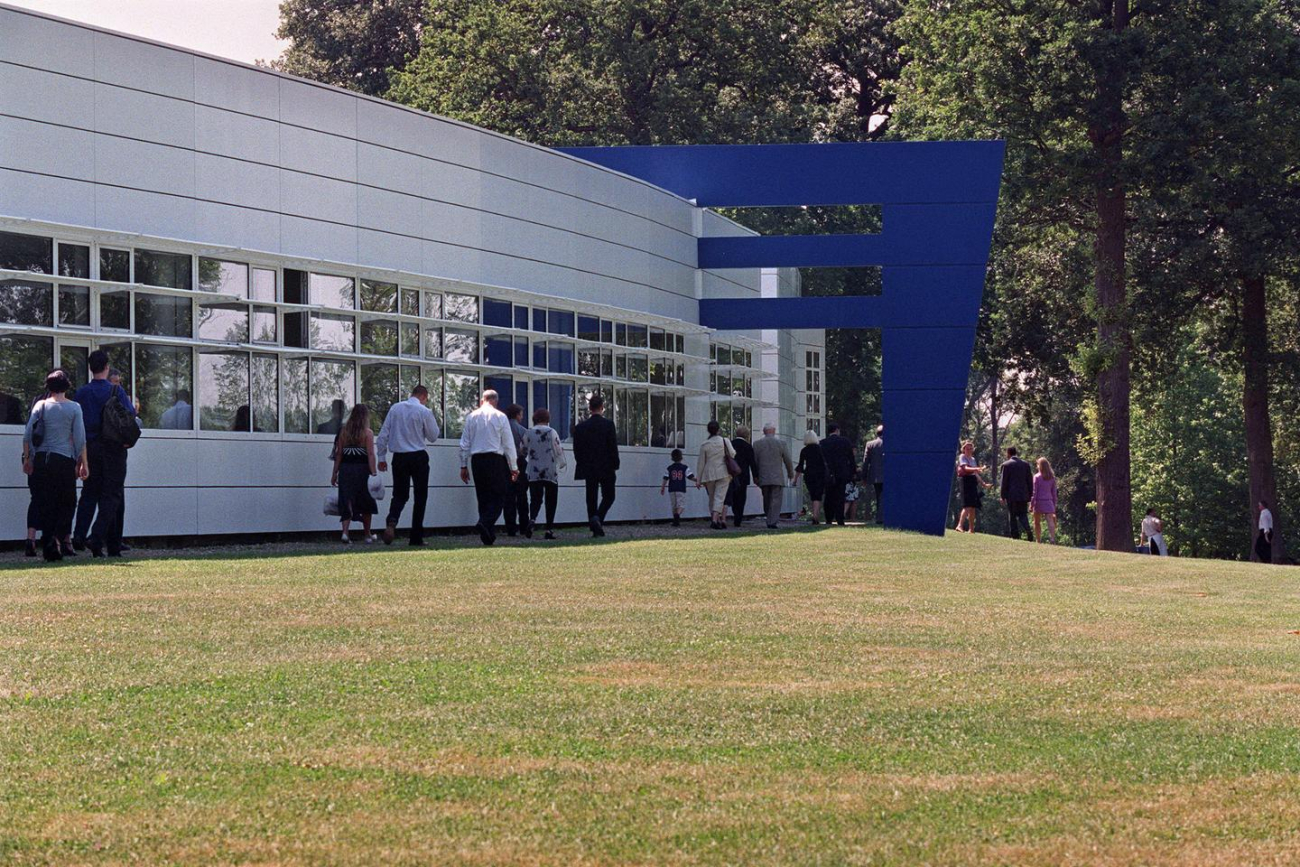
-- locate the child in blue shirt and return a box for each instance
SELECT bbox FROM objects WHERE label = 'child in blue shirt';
[660,449,697,527]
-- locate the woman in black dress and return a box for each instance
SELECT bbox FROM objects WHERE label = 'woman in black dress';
[793,429,827,524]
[330,403,378,544]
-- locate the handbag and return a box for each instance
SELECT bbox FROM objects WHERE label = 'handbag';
[368,473,386,501]
[323,492,340,516]
[723,440,742,478]
[30,403,46,448]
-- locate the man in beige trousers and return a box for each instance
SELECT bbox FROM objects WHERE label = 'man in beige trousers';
[752,423,795,529]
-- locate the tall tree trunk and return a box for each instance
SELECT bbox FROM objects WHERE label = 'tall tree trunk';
[1242,274,1284,563]
[990,376,1000,472]
[1091,0,1133,552]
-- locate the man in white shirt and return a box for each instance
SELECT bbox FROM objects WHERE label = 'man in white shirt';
[1256,500,1275,563]
[458,390,518,545]
[376,384,442,547]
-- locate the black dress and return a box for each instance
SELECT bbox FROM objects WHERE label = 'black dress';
[958,458,983,509]
[336,441,377,522]
[796,444,827,501]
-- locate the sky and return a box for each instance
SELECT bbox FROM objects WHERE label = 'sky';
[6,0,288,65]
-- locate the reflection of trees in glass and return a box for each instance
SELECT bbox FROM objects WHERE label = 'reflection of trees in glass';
[629,390,649,447]
[252,307,277,343]
[310,359,355,432]
[309,313,355,352]
[99,342,133,395]
[399,288,419,317]
[400,322,420,356]
[0,336,53,424]
[134,296,192,337]
[615,387,630,445]
[424,292,442,319]
[134,250,192,290]
[58,286,90,326]
[99,249,130,282]
[361,320,397,355]
[651,393,671,448]
[309,273,355,309]
[0,280,53,326]
[444,329,478,363]
[100,291,130,329]
[59,346,88,399]
[445,293,478,322]
[198,260,250,342]
[424,327,442,359]
[361,362,399,432]
[136,344,193,429]
[284,357,309,433]
[199,351,249,431]
[360,280,397,313]
[0,230,53,272]
[443,371,479,438]
[251,354,278,432]
[251,269,276,302]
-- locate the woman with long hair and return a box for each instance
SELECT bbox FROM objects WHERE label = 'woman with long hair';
[793,430,827,524]
[23,370,88,561]
[330,403,379,544]
[524,407,567,540]
[1032,457,1058,544]
[955,441,993,533]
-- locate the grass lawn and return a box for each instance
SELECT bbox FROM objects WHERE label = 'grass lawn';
[3,527,1300,865]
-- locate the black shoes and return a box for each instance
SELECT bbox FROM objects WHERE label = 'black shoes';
[409,539,425,547]
[383,524,396,545]
[475,522,495,546]
[88,542,104,558]
[589,516,605,538]
[41,540,62,562]
[522,521,533,540]
[24,540,36,557]
[544,531,556,540]
[72,537,86,551]
[671,516,681,527]
[60,541,76,558]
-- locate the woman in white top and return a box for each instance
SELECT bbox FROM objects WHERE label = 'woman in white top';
[1255,501,1274,563]
[696,419,737,530]
[1140,508,1167,556]
[523,407,567,540]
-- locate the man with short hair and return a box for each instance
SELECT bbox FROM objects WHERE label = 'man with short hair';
[72,349,135,557]
[572,393,619,537]
[501,404,532,538]
[862,424,884,525]
[820,422,856,526]
[751,423,794,529]
[376,384,441,546]
[999,446,1035,541]
[458,390,518,546]
[159,389,192,430]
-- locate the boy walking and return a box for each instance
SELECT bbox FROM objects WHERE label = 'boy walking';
[660,449,697,526]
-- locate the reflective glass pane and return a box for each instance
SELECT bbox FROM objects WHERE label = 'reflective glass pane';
[360,279,397,313]
[0,231,53,273]
[98,342,132,396]
[485,335,513,367]
[628,324,648,348]
[548,380,574,441]
[513,337,529,367]
[283,357,309,433]
[251,353,278,432]
[532,308,546,332]
[360,362,400,431]
[651,393,671,448]
[548,342,574,375]
[578,350,600,378]
[483,299,511,327]
[616,323,627,346]
[675,396,685,447]
[252,306,277,343]
[0,279,52,326]
[0,335,53,424]
[134,249,192,290]
[136,343,193,430]
[58,243,89,279]
[361,319,398,356]
[198,301,249,342]
[445,293,478,322]
[59,345,88,399]
[513,305,529,330]
[548,310,574,337]
[310,273,354,309]
[399,288,419,317]
[251,268,276,302]
[628,390,649,447]
[310,359,354,434]
[399,322,420,357]
[601,320,614,343]
[58,285,90,327]
[423,292,442,320]
[649,328,665,351]
[614,387,630,445]
[198,259,248,298]
[99,248,130,283]
[423,326,442,359]
[399,365,422,402]
[199,350,250,432]
[135,295,192,337]
[444,328,478,364]
[649,359,666,385]
[600,350,613,378]
[628,354,647,382]
[310,313,355,352]
[533,340,547,370]
[578,316,600,343]
[443,370,479,438]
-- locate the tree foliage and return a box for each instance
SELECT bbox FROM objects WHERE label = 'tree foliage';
[273,0,424,95]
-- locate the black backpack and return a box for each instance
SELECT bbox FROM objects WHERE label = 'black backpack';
[101,386,141,448]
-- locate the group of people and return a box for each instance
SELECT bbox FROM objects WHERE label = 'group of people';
[22,352,136,561]
[785,423,886,527]
[954,444,1060,544]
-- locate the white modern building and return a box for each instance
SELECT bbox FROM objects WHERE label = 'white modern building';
[0,3,824,539]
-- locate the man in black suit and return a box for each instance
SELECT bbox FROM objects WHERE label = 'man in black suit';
[999,446,1034,541]
[572,393,620,537]
[820,422,857,526]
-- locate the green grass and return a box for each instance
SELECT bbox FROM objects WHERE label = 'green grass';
[4,528,1300,865]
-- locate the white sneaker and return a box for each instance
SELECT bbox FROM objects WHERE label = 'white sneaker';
[364,534,376,544]
[341,533,351,545]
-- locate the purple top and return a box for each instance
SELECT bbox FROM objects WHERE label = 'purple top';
[1032,473,1057,513]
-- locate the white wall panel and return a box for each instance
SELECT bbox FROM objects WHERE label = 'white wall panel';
[280,214,358,264]
[279,125,355,182]
[194,57,279,121]
[195,152,280,211]
[96,134,195,198]
[279,170,356,224]
[278,78,356,139]
[94,31,194,100]
[193,201,280,252]
[357,228,422,274]
[0,7,95,77]
[424,160,483,211]
[0,61,95,126]
[95,185,196,239]
[195,105,280,165]
[0,166,95,225]
[357,185,423,239]
[357,142,423,197]
[0,115,94,180]
[93,83,194,149]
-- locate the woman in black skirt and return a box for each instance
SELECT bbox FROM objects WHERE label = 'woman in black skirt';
[330,404,379,544]
[955,440,993,533]
[793,430,827,524]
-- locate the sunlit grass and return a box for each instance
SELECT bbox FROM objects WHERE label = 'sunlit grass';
[3,528,1299,865]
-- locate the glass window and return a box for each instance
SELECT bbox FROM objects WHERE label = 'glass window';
[445,293,478,323]
[532,340,547,370]
[0,335,53,424]
[650,359,666,386]
[423,291,442,320]
[252,306,277,343]
[100,288,130,330]
[251,353,278,432]
[310,312,355,352]
[399,287,419,318]
[615,322,628,346]
[0,279,53,326]
[483,299,512,327]
[578,316,600,343]
[716,372,730,396]
[283,357,309,433]
[134,249,192,290]
[513,305,529,330]
[283,270,308,348]
[423,326,442,359]
[399,365,422,402]
[578,350,600,378]
[251,268,276,303]
[628,324,648,348]
[359,280,397,313]
[444,328,478,364]
[361,362,400,431]
[484,375,513,407]
[99,248,130,283]
[548,310,574,337]
[0,231,53,273]
[310,273,354,310]
[675,395,685,448]
[732,375,747,398]
[197,259,249,342]
[58,285,90,327]
[651,393,672,448]
[443,370,479,438]
[400,320,420,358]
[600,350,613,378]
[513,337,529,367]
[532,308,547,332]
[615,353,627,380]
[614,387,629,445]
[137,343,193,430]
[310,359,354,434]
[675,334,684,354]
[548,342,574,375]
[649,328,665,351]
[485,334,513,367]
[548,380,574,440]
[628,354,648,382]
[58,243,89,279]
[58,345,88,401]
[135,295,192,338]
[627,390,649,447]
[601,320,614,343]
[98,341,133,396]
[360,319,398,356]
[199,350,249,432]
[198,259,247,297]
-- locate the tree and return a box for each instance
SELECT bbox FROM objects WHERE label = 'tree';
[272,0,424,96]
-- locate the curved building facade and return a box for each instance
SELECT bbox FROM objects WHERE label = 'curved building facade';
[0,3,824,537]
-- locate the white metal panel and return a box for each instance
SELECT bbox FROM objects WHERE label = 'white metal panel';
[94,30,195,100]
[95,185,196,239]
[356,185,423,239]
[0,61,96,126]
[93,83,195,149]
[357,228,422,275]
[0,6,95,77]
[356,142,424,197]
[195,152,280,212]
[423,160,483,211]
[279,124,356,182]
[194,56,279,121]
[278,78,357,140]
[0,115,95,181]
[279,170,357,225]
[96,134,196,198]
[0,166,96,225]
[193,200,281,253]
[195,105,280,165]
[279,214,358,265]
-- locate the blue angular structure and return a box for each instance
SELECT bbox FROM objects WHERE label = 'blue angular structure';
[561,141,1005,536]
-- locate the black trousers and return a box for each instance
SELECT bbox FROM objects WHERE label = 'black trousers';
[503,459,531,534]
[81,440,128,554]
[824,478,846,525]
[529,481,559,532]
[585,476,616,523]
[73,446,124,544]
[1256,530,1273,564]
[32,452,77,550]
[730,479,749,526]
[387,451,429,543]
[1006,500,1031,540]
[470,453,510,532]
[872,482,883,524]
[26,472,39,531]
